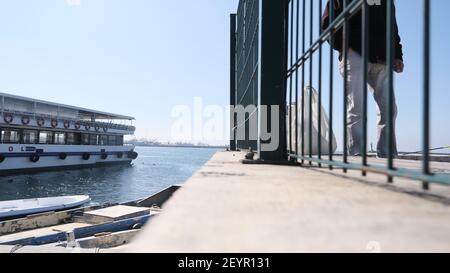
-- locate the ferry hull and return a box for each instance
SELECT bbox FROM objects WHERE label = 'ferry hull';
[0,144,136,176]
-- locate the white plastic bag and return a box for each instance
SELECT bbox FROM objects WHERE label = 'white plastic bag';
[287,86,337,155]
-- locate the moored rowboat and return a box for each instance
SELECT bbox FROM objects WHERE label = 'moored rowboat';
[0,185,181,250]
[0,195,91,221]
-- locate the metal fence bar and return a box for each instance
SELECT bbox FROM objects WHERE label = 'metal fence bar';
[295,0,300,158]
[362,0,369,176]
[423,0,431,190]
[230,14,237,152]
[289,0,294,154]
[317,0,323,168]
[386,0,395,183]
[308,0,314,165]
[290,154,450,186]
[342,0,349,173]
[328,1,334,170]
[301,0,306,164]
[284,0,290,157]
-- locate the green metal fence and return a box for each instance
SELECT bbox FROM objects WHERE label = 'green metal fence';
[231,0,450,189]
[286,0,448,189]
[232,0,259,151]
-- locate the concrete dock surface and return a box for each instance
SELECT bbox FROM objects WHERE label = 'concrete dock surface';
[120,151,450,253]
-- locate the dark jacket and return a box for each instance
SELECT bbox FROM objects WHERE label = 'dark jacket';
[321,0,403,63]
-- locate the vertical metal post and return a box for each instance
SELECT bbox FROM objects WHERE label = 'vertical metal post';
[295,0,299,159]
[288,0,292,155]
[342,0,349,172]
[362,0,369,176]
[317,0,323,168]
[230,14,237,152]
[423,0,431,190]
[386,0,395,183]
[290,0,295,155]
[259,0,288,161]
[285,0,291,156]
[328,0,334,170]
[308,0,314,165]
[301,0,306,165]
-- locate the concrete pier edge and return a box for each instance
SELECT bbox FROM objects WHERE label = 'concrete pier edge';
[120,151,450,253]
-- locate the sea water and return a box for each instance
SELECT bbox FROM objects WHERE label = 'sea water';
[0,147,218,204]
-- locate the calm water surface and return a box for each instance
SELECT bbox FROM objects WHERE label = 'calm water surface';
[0,147,218,204]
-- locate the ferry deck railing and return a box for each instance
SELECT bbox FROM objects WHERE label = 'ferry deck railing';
[0,108,135,132]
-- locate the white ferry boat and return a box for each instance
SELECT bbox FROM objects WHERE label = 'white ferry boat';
[0,93,138,175]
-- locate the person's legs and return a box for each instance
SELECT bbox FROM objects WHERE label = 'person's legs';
[368,63,399,158]
[340,49,365,156]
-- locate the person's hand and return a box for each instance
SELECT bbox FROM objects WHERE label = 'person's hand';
[393,59,404,73]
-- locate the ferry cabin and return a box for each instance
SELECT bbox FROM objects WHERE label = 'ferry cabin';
[0,93,138,175]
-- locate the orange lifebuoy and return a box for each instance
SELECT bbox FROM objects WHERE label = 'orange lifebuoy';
[51,119,58,128]
[3,113,13,124]
[37,117,45,127]
[63,121,70,129]
[21,116,30,125]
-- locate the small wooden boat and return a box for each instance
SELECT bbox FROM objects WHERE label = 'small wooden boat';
[0,185,180,250]
[0,196,91,221]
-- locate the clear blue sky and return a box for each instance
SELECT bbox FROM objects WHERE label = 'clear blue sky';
[0,0,238,145]
[0,0,448,152]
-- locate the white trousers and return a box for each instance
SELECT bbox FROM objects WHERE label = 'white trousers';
[339,49,398,157]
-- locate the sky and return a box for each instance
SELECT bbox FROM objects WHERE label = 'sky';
[0,0,449,152]
[0,0,238,145]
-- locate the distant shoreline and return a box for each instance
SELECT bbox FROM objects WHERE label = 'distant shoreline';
[129,143,227,149]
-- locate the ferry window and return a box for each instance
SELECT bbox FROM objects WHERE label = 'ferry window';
[54,133,66,145]
[81,134,89,145]
[39,131,54,144]
[116,136,124,146]
[99,135,108,146]
[89,134,98,145]
[23,130,37,144]
[66,133,79,145]
[108,135,116,146]
[1,129,20,144]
